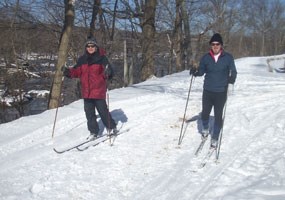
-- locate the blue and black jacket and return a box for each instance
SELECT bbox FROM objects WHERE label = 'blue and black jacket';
[196,50,237,92]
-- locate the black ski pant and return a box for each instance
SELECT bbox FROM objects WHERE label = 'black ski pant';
[201,89,227,141]
[84,98,116,134]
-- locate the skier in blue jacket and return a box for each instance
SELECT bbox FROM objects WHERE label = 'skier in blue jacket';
[190,33,237,148]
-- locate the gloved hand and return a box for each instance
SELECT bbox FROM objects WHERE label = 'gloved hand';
[61,65,71,78]
[190,68,198,77]
[104,65,114,80]
[228,76,235,84]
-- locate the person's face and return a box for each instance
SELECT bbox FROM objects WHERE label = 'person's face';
[86,44,96,54]
[210,42,222,55]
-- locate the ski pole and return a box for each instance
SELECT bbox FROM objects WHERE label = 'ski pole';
[107,87,112,144]
[216,85,230,160]
[52,76,65,138]
[105,65,112,145]
[178,74,194,145]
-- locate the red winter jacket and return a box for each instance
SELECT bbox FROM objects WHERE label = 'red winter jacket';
[69,48,109,99]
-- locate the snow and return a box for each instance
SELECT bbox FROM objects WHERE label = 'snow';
[1,55,285,200]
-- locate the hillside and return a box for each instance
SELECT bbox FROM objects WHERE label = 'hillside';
[0,55,285,200]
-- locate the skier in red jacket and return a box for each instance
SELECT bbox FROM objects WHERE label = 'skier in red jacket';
[63,38,117,139]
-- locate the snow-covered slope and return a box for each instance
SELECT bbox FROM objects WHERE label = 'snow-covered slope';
[0,56,285,200]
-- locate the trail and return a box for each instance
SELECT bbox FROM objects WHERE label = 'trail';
[1,56,285,200]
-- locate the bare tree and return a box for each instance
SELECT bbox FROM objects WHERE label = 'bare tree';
[89,0,101,38]
[270,1,285,55]
[141,0,157,80]
[243,0,285,56]
[181,0,192,70]
[173,0,183,72]
[48,0,75,109]
[172,0,192,71]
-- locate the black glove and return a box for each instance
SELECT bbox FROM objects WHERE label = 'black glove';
[190,68,198,77]
[228,76,235,84]
[104,65,114,80]
[61,66,71,78]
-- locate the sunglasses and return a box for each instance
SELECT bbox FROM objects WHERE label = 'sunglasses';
[86,45,95,48]
[211,43,221,46]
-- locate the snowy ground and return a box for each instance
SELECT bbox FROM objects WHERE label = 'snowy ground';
[0,55,285,200]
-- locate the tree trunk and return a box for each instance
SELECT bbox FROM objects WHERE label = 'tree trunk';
[173,0,183,72]
[123,40,129,86]
[48,0,75,109]
[89,0,101,38]
[181,0,191,70]
[167,34,174,75]
[129,52,134,85]
[141,0,157,81]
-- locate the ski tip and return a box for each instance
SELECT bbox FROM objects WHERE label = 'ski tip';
[53,148,64,154]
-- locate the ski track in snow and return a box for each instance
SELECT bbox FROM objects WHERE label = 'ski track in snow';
[131,58,285,200]
[1,56,285,199]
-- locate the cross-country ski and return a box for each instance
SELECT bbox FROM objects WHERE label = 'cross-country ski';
[53,134,110,154]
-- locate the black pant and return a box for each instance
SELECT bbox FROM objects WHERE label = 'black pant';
[84,99,116,134]
[201,89,227,140]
